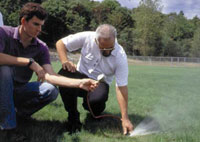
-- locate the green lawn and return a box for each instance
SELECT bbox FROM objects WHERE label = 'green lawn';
[1,62,200,142]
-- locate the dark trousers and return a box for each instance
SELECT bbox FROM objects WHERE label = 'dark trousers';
[58,69,109,119]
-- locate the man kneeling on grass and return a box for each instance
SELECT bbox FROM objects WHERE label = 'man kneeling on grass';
[0,2,98,141]
[56,24,134,135]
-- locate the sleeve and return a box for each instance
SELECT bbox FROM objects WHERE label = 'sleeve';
[115,50,128,87]
[61,32,88,52]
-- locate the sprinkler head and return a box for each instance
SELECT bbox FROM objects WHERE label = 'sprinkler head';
[97,74,105,82]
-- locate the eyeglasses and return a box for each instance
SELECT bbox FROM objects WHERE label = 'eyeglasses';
[95,38,115,51]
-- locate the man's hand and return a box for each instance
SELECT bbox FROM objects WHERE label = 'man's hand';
[62,61,76,72]
[79,79,98,91]
[121,118,134,135]
[29,62,46,82]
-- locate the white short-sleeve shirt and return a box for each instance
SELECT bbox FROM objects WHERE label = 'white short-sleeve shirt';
[61,31,128,86]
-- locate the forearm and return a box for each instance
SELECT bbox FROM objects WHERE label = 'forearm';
[56,39,69,63]
[0,53,29,66]
[116,86,129,120]
[116,86,134,134]
[44,73,81,88]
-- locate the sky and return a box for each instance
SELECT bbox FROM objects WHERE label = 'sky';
[92,0,200,19]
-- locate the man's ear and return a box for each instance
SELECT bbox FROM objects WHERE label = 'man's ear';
[21,17,26,25]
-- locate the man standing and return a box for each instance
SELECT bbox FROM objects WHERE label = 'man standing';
[56,24,134,134]
[0,2,98,138]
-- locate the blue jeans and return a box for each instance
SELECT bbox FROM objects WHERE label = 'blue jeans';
[0,66,58,130]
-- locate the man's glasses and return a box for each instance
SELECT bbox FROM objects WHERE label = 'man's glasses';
[95,38,115,51]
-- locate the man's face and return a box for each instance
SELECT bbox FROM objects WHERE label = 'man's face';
[22,16,44,38]
[96,37,115,57]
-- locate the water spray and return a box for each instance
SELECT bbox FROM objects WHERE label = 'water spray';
[129,117,161,137]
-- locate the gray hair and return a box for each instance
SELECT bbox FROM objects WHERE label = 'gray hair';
[95,24,117,40]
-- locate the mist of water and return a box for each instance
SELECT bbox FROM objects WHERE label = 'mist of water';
[130,117,160,137]
[130,72,200,137]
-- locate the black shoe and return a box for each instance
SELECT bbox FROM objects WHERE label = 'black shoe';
[66,120,82,134]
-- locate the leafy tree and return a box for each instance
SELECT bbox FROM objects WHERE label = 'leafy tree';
[161,12,195,56]
[190,27,200,57]
[118,27,134,55]
[65,0,92,32]
[90,0,120,25]
[0,0,43,26]
[176,39,192,57]
[2,0,198,57]
[161,37,178,56]
[132,0,164,56]
[65,10,87,33]
[41,0,68,47]
[107,7,134,32]
[189,16,200,33]
[0,0,21,25]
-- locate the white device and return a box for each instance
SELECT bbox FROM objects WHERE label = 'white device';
[97,74,105,82]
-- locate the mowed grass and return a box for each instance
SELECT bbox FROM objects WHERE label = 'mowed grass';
[2,61,200,142]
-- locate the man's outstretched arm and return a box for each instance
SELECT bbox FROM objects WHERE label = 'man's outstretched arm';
[116,86,134,135]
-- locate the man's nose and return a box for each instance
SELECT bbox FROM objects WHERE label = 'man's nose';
[38,25,42,32]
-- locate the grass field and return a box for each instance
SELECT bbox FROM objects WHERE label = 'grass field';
[1,61,200,142]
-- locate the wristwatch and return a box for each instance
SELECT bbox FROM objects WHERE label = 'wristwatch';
[27,58,35,67]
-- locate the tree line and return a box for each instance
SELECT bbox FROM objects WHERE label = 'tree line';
[1,0,200,57]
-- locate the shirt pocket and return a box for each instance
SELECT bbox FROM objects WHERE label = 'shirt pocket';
[100,60,116,76]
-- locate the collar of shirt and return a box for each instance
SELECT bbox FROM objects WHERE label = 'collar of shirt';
[111,39,119,56]
[13,26,38,46]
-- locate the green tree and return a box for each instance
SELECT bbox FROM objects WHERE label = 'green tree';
[65,10,87,33]
[171,12,194,40]
[90,0,120,25]
[191,27,200,57]
[41,0,69,47]
[107,7,134,32]
[0,0,43,26]
[118,27,134,55]
[65,0,92,33]
[132,0,164,56]
[161,12,195,56]
[190,16,200,33]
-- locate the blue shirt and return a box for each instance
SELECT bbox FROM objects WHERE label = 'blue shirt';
[0,26,51,84]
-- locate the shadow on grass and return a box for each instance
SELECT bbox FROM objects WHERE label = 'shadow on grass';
[0,118,67,142]
[83,112,145,137]
[0,113,144,142]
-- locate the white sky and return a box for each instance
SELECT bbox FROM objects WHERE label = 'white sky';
[92,0,200,19]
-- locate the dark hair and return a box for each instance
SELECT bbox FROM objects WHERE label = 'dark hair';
[19,2,47,24]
